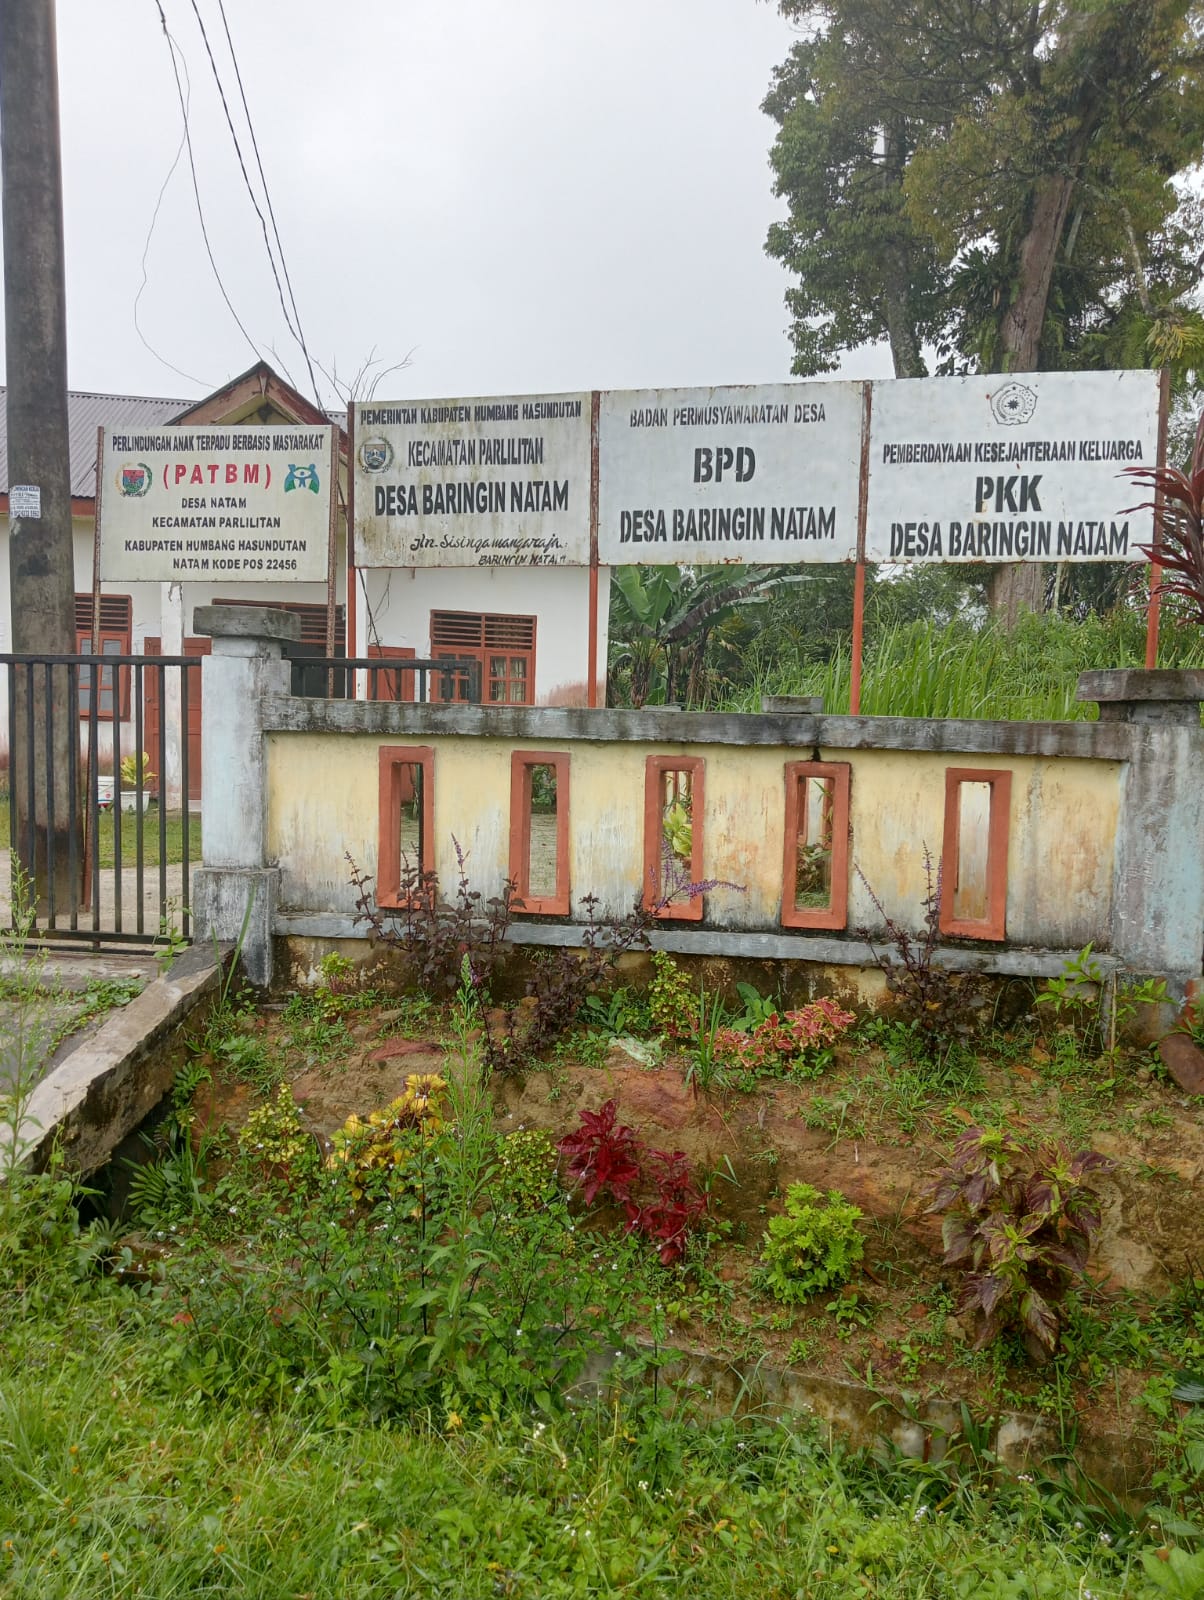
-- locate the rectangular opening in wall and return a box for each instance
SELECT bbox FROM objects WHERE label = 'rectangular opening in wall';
[509,751,569,915]
[782,761,850,930]
[377,745,434,909]
[940,767,1011,941]
[643,755,705,920]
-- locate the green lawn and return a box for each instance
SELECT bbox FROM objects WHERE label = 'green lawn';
[0,800,201,869]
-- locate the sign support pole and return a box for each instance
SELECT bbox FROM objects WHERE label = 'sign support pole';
[587,391,600,708]
[91,427,104,653]
[346,402,357,669]
[1145,368,1171,670]
[325,426,338,696]
[850,382,872,714]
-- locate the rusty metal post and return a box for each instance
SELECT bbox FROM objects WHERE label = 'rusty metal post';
[849,383,872,715]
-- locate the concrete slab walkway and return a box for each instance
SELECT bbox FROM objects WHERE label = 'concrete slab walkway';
[0,941,229,1179]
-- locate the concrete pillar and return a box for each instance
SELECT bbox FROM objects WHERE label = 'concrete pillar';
[1078,670,1204,989]
[192,605,300,987]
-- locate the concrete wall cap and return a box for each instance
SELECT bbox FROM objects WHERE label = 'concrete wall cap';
[1077,668,1204,703]
[761,695,825,714]
[192,604,302,643]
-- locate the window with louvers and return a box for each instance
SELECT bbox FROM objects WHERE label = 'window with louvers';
[74,593,132,719]
[429,611,536,704]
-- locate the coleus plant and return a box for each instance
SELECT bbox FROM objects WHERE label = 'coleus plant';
[926,1125,1115,1361]
[558,1100,706,1266]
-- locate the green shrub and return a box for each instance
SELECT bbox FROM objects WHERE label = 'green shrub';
[757,1182,865,1304]
[649,951,696,1041]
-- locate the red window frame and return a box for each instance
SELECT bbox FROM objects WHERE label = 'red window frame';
[74,594,132,720]
[781,760,851,931]
[643,755,705,921]
[430,611,536,705]
[508,751,570,915]
[939,767,1012,941]
[377,745,434,909]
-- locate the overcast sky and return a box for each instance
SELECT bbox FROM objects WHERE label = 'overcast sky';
[0,0,890,408]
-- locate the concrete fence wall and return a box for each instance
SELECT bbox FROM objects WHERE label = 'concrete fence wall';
[193,607,1204,992]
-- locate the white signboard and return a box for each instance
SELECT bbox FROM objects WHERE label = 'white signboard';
[100,425,334,582]
[353,394,591,567]
[866,370,1161,563]
[598,382,863,564]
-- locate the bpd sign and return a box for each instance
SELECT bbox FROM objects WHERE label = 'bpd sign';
[597,382,862,565]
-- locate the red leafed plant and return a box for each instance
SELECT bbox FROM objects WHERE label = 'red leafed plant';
[926,1126,1115,1362]
[558,1101,706,1265]
[557,1100,642,1207]
[1129,410,1204,623]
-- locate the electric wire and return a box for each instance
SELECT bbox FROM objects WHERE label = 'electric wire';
[213,0,324,411]
[152,0,265,368]
[133,28,212,389]
[187,0,324,409]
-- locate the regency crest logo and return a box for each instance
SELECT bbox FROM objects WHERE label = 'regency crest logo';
[117,462,152,497]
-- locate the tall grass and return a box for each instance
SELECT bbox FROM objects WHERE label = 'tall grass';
[721,609,1204,720]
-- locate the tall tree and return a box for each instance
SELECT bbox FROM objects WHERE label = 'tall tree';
[765,0,1204,617]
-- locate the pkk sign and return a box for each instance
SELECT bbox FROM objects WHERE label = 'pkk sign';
[100,425,334,582]
[597,382,862,565]
[866,370,1160,564]
[354,393,591,567]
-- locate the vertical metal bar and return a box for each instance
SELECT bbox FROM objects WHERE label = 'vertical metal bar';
[23,661,35,916]
[7,661,16,865]
[111,659,123,931]
[158,659,168,924]
[588,390,600,707]
[180,659,191,939]
[88,657,101,932]
[850,382,872,715]
[180,659,191,934]
[134,659,145,935]
[43,660,56,927]
[66,659,79,930]
[1145,367,1171,670]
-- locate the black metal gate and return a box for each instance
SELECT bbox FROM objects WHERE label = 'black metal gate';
[2,652,202,946]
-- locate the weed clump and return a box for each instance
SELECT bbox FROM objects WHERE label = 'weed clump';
[755,1182,865,1304]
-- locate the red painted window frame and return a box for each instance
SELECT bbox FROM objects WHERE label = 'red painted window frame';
[781,760,851,931]
[429,611,537,705]
[643,754,705,922]
[74,593,132,720]
[377,745,434,909]
[939,767,1012,941]
[508,750,571,916]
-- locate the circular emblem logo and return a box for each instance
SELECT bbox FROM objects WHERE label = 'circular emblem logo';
[117,462,152,497]
[358,436,394,473]
[990,382,1038,427]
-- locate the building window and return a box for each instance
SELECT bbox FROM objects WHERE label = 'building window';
[781,761,851,930]
[643,755,705,921]
[508,751,570,915]
[377,745,434,909]
[430,611,536,705]
[74,594,132,719]
[939,767,1012,941]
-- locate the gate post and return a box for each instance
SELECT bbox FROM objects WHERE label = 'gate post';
[192,605,301,986]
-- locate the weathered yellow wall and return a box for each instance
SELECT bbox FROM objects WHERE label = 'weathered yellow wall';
[265,732,1120,949]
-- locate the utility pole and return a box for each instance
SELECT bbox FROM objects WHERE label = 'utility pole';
[0,0,78,914]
